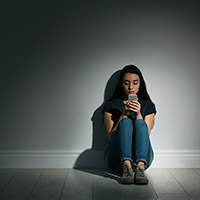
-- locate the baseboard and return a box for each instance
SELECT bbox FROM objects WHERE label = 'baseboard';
[151,149,200,168]
[0,149,200,168]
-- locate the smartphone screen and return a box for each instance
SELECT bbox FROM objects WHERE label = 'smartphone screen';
[128,94,137,102]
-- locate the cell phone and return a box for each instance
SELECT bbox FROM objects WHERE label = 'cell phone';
[128,94,137,102]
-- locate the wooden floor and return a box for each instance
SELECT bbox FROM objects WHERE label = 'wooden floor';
[0,168,200,200]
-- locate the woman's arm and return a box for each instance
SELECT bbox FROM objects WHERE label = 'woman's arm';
[104,112,127,141]
[144,113,155,136]
[128,100,155,136]
[104,101,134,140]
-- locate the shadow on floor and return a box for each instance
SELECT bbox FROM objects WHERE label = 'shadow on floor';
[77,168,122,183]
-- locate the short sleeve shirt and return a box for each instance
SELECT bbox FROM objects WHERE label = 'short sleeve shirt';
[103,98,157,126]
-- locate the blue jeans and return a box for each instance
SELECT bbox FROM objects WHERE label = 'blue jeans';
[104,118,154,172]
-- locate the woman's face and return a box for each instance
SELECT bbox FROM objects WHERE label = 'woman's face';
[122,73,140,98]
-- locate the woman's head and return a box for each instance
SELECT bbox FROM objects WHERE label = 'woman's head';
[111,65,150,100]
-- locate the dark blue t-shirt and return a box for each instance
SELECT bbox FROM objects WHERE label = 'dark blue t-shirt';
[103,98,157,126]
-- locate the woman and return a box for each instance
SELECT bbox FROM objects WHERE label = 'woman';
[103,64,156,185]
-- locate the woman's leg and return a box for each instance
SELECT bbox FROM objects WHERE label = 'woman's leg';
[104,118,134,172]
[117,118,134,165]
[133,119,154,168]
[133,119,154,184]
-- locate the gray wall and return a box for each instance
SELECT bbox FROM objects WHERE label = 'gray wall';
[1,1,200,155]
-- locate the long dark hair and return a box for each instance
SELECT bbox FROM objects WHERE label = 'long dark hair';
[110,64,150,100]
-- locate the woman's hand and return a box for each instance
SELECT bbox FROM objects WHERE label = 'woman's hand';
[126,100,143,119]
[128,100,140,114]
[122,103,131,117]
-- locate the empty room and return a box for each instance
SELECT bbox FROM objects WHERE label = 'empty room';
[0,0,200,199]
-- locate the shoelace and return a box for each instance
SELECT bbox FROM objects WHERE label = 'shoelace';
[133,163,145,176]
[137,167,145,175]
[123,165,132,177]
[133,163,145,169]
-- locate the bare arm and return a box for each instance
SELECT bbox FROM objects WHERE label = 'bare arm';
[128,100,155,136]
[144,113,155,136]
[104,99,155,139]
[104,112,127,141]
[104,101,134,140]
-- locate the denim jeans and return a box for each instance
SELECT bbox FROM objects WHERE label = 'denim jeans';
[104,118,154,172]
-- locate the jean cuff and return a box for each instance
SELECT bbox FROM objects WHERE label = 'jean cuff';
[135,158,147,167]
[121,157,134,165]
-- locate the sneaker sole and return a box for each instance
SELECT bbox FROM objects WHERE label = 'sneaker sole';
[120,178,135,184]
[134,178,149,185]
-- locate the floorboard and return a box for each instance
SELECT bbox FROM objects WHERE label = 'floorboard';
[61,169,93,200]
[0,169,42,200]
[147,168,190,200]
[91,169,157,200]
[92,169,122,200]
[169,169,200,200]
[194,168,200,176]
[0,168,199,200]
[0,169,18,193]
[28,169,68,200]
[119,183,157,200]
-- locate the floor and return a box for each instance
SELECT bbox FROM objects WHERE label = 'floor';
[0,168,200,200]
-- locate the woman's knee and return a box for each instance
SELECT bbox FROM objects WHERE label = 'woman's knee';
[134,119,147,127]
[119,118,133,128]
[134,119,148,134]
[117,118,134,137]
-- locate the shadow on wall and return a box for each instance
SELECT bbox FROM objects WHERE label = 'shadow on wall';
[74,70,121,169]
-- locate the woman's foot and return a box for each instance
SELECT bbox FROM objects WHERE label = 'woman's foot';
[121,161,134,184]
[134,163,149,185]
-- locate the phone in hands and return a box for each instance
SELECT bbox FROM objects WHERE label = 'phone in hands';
[128,94,137,102]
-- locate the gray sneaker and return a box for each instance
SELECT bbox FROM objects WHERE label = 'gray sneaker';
[121,163,135,184]
[134,166,149,185]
